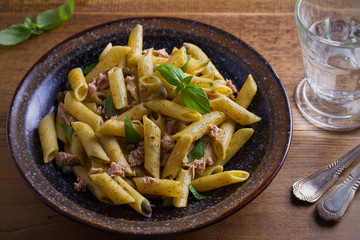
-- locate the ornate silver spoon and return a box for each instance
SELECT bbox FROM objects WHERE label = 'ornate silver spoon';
[317,162,360,221]
[293,144,360,203]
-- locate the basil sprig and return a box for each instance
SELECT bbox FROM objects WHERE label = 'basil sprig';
[124,115,141,145]
[189,184,206,200]
[156,64,210,114]
[103,95,117,118]
[187,138,205,163]
[60,123,73,144]
[82,62,97,75]
[0,0,74,46]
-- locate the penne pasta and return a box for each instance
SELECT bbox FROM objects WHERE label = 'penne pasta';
[191,170,249,192]
[108,67,128,109]
[38,113,59,163]
[133,177,182,198]
[209,96,261,125]
[145,99,202,122]
[235,74,257,109]
[68,67,88,101]
[143,115,161,178]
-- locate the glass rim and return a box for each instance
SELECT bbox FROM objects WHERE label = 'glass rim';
[295,0,360,48]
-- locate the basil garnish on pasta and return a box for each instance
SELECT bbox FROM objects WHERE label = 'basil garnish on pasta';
[156,64,210,114]
[60,123,73,144]
[124,115,141,145]
[187,137,205,163]
[189,184,206,200]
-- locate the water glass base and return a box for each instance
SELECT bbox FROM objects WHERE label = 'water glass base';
[295,78,360,131]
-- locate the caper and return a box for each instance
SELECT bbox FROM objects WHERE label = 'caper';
[122,67,131,77]
[157,87,167,99]
[126,144,136,152]
[65,80,71,90]
[56,91,66,102]
[141,201,152,215]
[62,166,72,175]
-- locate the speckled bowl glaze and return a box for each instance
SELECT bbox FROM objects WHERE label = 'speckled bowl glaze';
[7,17,292,236]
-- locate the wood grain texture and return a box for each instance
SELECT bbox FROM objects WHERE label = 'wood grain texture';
[1,1,359,240]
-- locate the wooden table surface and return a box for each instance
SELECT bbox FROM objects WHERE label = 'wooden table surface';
[1,1,359,239]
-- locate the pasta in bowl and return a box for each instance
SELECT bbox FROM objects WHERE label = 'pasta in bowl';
[7,18,292,235]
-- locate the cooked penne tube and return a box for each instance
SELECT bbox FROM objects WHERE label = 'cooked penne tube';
[113,176,152,218]
[162,134,193,179]
[108,67,128,109]
[95,119,144,138]
[82,102,98,113]
[145,99,202,122]
[38,113,59,163]
[116,103,151,121]
[64,91,103,130]
[143,115,161,178]
[127,24,143,62]
[166,46,187,68]
[215,128,254,166]
[68,67,88,101]
[99,42,112,62]
[139,75,163,91]
[97,134,133,176]
[191,170,249,192]
[185,58,210,75]
[90,172,135,205]
[68,132,87,165]
[85,46,131,82]
[209,96,261,125]
[138,49,153,78]
[71,121,110,164]
[133,177,182,198]
[183,42,223,80]
[173,169,192,208]
[172,111,226,141]
[201,165,224,176]
[235,74,257,109]
[72,165,113,205]
[212,119,236,159]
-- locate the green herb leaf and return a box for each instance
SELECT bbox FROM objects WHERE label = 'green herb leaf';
[181,85,211,114]
[181,55,192,72]
[0,0,74,46]
[0,24,32,46]
[60,123,73,144]
[83,62,97,75]
[187,138,205,163]
[151,144,157,152]
[124,115,141,144]
[24,15,43,35]
[36,0,75,30]
[181,75,193,86]
[189,184,206,200]
[156,64,184,87]
[103,95,117,117]
[175,85,183,96]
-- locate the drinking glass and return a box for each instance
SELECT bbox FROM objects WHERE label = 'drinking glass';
[295,0,360,131]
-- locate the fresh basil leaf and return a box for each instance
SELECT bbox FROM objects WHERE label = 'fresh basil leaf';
[36,0,74,30]
[124,115,141,144]
[60,123,73,144]
[82,62,97,75]
[189,184,206,200]
[156,64,184,87]
[175,85,183,96]
[187,138,205,163]
[181,55,192,72]
[0,24,32,46]
[181,75,193,86]
[103,95,117,117]
[24,15,35,29]
[181,84,210,114]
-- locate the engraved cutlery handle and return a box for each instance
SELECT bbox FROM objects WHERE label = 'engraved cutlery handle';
[293,144,360,202]
[317,163,360,221]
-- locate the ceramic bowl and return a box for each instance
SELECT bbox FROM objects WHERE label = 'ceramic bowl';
[7,17,292,236]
